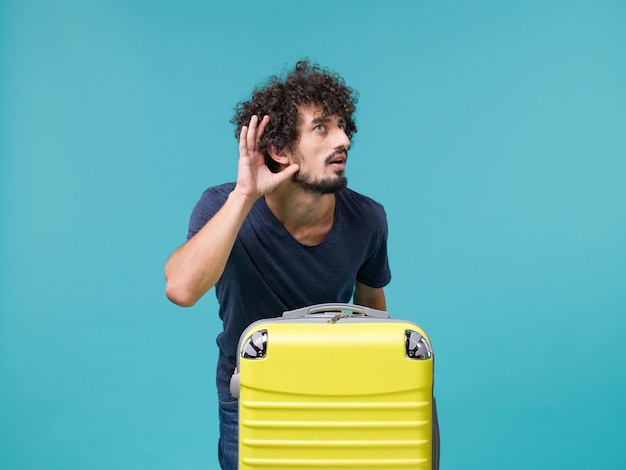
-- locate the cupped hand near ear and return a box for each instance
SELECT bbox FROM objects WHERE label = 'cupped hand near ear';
[235,115,299,201]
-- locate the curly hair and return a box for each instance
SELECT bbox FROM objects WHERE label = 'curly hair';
[231,60,359,172]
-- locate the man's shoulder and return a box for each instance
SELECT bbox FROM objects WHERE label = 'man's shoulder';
[199,182,236,200]
[193,182,237,208]
[336,188,388,231]
[338,187,386,213]
[187,183,237,240]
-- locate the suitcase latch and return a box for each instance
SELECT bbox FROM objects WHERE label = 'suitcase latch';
[241,330,268,359]
[405,329,432,359]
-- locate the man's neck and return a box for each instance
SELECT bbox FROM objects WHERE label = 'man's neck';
[265,184,337,246]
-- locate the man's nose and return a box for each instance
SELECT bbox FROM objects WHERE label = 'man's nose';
[335,128,350,149]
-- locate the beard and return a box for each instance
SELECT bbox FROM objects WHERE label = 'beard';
[291,148,349,194]
[292,172,348,194]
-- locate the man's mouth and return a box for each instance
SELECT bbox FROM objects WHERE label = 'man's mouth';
[327,149,348,167]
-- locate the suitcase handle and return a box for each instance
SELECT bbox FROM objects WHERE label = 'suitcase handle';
[282,303,390,319]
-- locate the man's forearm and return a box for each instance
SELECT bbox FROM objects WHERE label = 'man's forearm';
[164,190,256,306]
[353,282,387,311]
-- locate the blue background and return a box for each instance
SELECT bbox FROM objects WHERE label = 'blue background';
[1,1,625,468]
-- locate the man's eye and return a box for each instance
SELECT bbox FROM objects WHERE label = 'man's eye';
[314,124,325,131]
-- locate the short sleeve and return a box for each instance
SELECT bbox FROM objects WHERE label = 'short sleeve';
[187,183,235,240]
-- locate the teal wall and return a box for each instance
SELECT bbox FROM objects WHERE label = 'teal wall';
[1,1,625,468]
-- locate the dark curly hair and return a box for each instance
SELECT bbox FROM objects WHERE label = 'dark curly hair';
[231,60,359,172]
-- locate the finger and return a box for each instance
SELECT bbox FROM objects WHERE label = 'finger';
[246,115,259,151]
[256,115,270,142]
[273,163,300,186]
[239,125,249,153]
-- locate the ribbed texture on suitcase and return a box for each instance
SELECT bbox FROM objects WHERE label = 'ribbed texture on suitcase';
[240,392,432,468]
[238,321,433,469]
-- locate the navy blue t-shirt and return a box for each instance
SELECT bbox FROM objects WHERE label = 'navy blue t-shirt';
[187,182,392,394]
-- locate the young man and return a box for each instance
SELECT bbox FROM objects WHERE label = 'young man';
[164,61,392,469]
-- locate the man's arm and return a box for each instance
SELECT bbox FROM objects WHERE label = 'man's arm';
[164,115,299,307]
[353,282,387,311]
[164,190,255,306]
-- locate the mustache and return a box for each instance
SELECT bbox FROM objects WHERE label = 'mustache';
[325,147,349,164]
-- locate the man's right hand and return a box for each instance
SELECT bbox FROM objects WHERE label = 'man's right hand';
[234,115,299,201]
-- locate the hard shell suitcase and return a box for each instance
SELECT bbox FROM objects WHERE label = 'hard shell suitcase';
[230,303,435,469]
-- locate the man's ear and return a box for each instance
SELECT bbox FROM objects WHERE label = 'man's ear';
[267,141,290,166]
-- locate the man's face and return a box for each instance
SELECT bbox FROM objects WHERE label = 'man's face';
[289,104,351,194]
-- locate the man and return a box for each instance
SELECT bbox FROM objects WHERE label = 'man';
[164,61,392,469]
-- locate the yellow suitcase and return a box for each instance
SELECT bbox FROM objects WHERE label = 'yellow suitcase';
[230,303,435,469]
